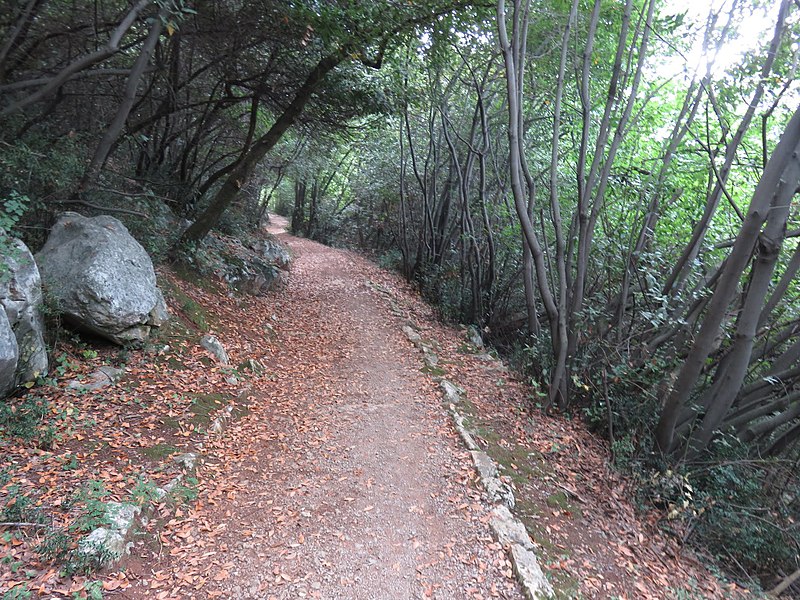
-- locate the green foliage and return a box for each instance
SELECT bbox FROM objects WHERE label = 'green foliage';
[38,532,111,576]
[0,486,46,525]
[0,133,87,246]
[0,191,28,235]
[157,0,197,35]
[35,529,73,564]
[416,262,467,324]
[82,580,104,600]
[0,135,86,202]
[639,437,797,579]
[172,477,200,503]
[688,447,796,574]
[36,525,114,576]
[2,584,31,600]
[130,477,162,507]
[377,249,403,271]
[0,396,56,449]
[0,191,30,282]
[53,352,79,377]
[0,0,796,591]
[22,480,120,576]
[70,481,110,533]
[112,194,182,262]
[61,543,114,577]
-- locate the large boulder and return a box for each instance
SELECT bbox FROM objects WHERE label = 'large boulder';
[0,238,48,386]
[0,310,18,396]
[36,212,169,345]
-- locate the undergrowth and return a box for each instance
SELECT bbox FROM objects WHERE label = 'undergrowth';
[507,333,795,592]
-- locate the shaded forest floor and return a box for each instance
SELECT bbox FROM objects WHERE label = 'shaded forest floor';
[0,216,749,599]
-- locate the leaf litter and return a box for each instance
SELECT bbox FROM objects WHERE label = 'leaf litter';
[0,215,743,599]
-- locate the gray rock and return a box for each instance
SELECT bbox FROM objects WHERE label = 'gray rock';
[253,238,292,271]
[105,501,139,531]
[471,450,515,509]
[491,505,554,599]
[67,365,124,392]
[149,288,170,326]
[472,449,499,480]
[238,264,280,295]
[173,452,198,471]
[0,238,48,385]
[423,350,439,368]
[439,379,465,404]
[36,213,169,345]
[466,324,484,349]
[238,358,266,375]
[450,410,480,451]
[79,527,127,559]
[160,473,183,496]
[273,270,289,290]
[220,251,282,296]
[402,325,422,345]
[200,334,229,364]
[209,404,234,434]
[201,234,286,296]
[0,310,18,396]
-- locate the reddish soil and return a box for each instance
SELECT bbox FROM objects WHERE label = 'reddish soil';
[119,217,523,600]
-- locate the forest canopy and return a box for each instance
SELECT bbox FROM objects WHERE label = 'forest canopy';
[1,0,799,590]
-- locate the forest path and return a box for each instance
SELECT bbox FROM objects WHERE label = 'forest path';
[123,216,524,600]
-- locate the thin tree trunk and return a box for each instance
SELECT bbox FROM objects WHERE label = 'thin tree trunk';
[662,0,790,296]
[291,179,306,234]
[0,0,152,116]
[497,0,560,357]
[685,128,800,455]
[178,49,346,246]
[80,6,166,188]
[655,105,800,455]
[0,0,47,82]
[545,0,578,407]
[758,241,800,329]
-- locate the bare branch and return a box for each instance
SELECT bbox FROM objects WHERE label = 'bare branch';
[0,0,152,116]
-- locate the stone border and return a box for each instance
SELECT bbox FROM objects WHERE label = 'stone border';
[367,280,405,317]
[400,323,554,599]
[78,385,252,567]
[445,386,554,600]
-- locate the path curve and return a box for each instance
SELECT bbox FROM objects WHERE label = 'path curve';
[125,216,524,600]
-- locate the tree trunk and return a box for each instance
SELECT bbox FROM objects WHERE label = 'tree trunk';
[655,105,800,455]
[0,0,152,116]
[80,6,166,188]
[661,0,790,296]
[497,0,563,403]
[178,49,346,246]
[292,179,306,235]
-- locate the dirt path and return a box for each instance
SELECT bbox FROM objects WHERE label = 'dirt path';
[122,216,524,599]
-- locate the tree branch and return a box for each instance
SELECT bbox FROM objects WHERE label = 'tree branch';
[0,0,152,116]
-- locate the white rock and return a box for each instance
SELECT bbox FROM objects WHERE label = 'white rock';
[402,325,422,345]
[0,310,18,396]
[200,334,229,364]
[491,505,554,599]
